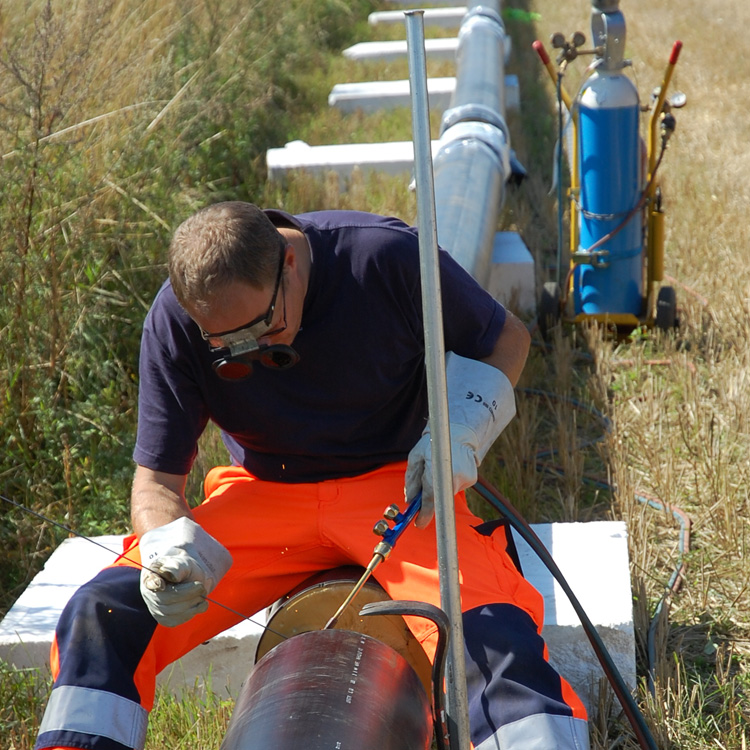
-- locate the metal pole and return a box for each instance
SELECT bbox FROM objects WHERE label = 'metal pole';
[404,11,471,750]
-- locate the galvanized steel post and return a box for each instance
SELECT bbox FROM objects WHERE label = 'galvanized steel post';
[404,11,471,750]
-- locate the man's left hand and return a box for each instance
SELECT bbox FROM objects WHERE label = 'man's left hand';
[404,353,517,528]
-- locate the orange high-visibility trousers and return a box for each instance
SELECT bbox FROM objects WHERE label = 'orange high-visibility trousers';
[37,462,587,750]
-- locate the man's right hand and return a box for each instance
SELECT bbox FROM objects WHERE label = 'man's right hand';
[139,517,233,627]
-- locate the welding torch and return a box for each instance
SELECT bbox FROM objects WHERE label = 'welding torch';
[324,492,423,629]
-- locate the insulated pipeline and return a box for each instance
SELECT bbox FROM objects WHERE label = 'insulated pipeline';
[433,2,512,286]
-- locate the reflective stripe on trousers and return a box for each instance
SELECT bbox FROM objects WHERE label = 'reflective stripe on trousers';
[477,714,590,750]
[36,685,148,750]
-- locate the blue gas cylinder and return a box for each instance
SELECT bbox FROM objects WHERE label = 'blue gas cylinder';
[574,69,643,316]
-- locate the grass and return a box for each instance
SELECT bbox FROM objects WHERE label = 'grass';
[1,0,749,748]
[0,0,378,607]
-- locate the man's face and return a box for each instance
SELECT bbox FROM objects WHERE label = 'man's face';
[188,242,307,380]
[198,249,287,351]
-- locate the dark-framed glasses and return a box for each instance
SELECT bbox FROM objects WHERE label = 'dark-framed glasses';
[199,243,300,381]
[200,245,287,351]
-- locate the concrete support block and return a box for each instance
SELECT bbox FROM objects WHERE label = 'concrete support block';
[369,8,467,28]
[343,37,458,62]
[488,231,537,314]
[327,75,519,114]
[0,522,634,713]
[512,522,636,711]
[504,73,520,112]
[329,77,456,114]
[0,535,265,697]
[266,139,439,182]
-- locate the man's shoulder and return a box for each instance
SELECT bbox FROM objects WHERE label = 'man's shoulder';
[144,278,192,333]
[269,208,414,236]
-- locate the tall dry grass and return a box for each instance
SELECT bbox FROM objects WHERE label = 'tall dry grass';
[518,1,750,746]
[0,0,376,606]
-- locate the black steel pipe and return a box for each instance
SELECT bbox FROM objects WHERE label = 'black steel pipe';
[220,629,432,750]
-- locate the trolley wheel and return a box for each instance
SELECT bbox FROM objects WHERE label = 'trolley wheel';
[655,285,677,330]
[539,281,561,340]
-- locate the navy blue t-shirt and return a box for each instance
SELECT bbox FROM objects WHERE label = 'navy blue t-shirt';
[133,210,506,482]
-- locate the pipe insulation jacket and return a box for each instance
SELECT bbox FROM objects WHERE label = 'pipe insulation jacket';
[434,4,513,286]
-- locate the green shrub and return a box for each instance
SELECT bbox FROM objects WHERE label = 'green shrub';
[0,0,376,614]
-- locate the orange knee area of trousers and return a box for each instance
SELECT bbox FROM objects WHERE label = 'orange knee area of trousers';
[367,502,546,642]
[55,462,582,719]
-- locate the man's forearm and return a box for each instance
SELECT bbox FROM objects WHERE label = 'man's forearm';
[131,466,191,538]
[480,309,531,386]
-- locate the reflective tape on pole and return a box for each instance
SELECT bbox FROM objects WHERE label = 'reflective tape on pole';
[404,11,471,750]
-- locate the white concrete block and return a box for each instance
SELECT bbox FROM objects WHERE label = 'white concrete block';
[266,139,439,182]
[505,72,520,112]
[327,75,519,114]
[0,536,265,697]
[369,8,467,28]
[512,521,636,710]
[488,231,537,314]
[328,77,456,114]
[0,536,124,674]
[343,37,459,62]
[0,522,633,712]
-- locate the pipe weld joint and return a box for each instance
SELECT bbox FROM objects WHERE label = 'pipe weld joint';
[436,120,511,176]
[441,103,509,139]
[460,6,506,38]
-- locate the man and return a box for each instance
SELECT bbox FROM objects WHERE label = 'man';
[36,202,589,750]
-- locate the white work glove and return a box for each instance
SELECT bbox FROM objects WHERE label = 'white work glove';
[139,517,233,628]
[405,352,517,528]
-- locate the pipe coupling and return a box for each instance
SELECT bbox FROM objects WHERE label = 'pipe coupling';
[460,5,505,39]
[440,103,510,141]
[435,120,511,178]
